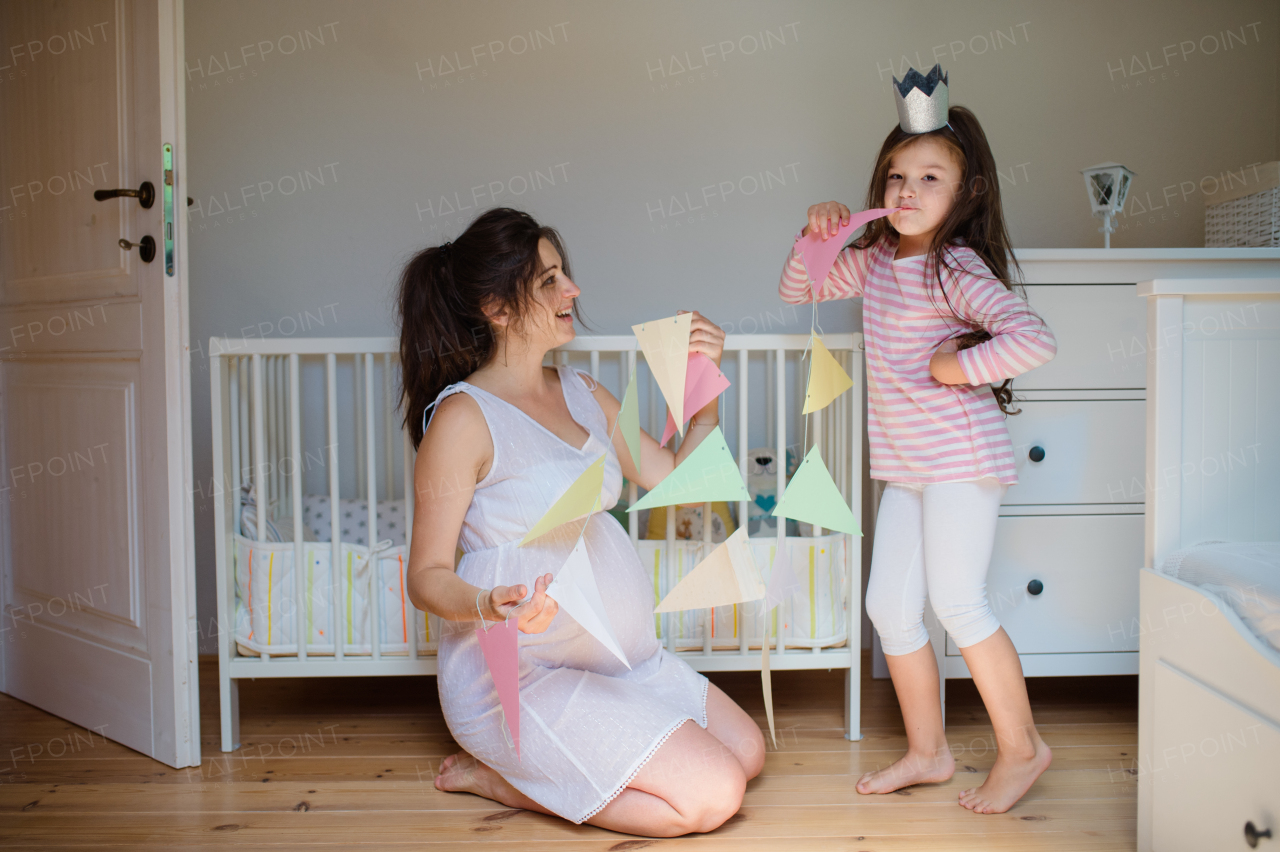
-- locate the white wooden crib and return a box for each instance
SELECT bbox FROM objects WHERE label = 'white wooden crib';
[210,333,865,752]
[1136,278,1280,852]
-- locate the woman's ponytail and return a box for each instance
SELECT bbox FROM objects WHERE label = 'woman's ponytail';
[397,208,576,448]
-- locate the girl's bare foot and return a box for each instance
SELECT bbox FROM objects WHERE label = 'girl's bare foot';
[958,739,1053,813]
[856,745,955,794]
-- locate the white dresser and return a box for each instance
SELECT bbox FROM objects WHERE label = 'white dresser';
[864,249,1280,696]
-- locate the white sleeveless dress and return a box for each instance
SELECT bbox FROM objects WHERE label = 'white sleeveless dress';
[431,365,709,824]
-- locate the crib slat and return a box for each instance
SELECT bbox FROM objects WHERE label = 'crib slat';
[775,348,786,658]
[365,353,381,661]
[229,358,241,537]
[354,353,363,499]
[383,353,394,503]
[625,351,639,545]
[737,348,748,656]
[403,409,418,660]
[326,353,343,661]
[289,354,306,660]
[251,355,269,662]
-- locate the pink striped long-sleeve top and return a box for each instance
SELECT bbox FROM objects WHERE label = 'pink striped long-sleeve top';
[780,235,1057,484]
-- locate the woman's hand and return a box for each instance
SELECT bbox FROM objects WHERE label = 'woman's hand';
[680,309,725,367]
[487,573,559,634]
[804,202,851,241]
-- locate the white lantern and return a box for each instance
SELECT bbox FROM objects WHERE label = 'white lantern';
[1081,162,1136,248]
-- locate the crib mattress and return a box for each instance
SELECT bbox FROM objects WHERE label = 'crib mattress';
[1159,541,1280,653]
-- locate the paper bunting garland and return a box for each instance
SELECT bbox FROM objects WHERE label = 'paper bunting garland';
[628,426,749,512]
[520,455,606,546]
[795,207,897,297]
[660,354,731,447]
[547,539,631,668]
[802,336,854,415]
[772,445,861,536]
[619,364,642,474]
[653,527,764,613]
[475,617,522,758]
[633,313,694,435]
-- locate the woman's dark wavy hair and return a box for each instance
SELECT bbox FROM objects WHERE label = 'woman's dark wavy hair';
[398,207,580,448]
[854,105,1032,414]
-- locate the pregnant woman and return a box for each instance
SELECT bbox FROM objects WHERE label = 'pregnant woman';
[401,207,764,837]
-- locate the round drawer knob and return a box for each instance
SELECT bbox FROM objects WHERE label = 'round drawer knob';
[1028,446,1046,463]
[1027,579,1044,596]
[1245,821,1272,848]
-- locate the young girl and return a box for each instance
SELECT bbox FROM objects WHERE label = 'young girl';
[401,207,764,836]
[778,85,1058,813]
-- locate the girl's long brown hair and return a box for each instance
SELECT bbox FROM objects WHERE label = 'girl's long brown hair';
[854,105,1029,414]
[397,207,579,448]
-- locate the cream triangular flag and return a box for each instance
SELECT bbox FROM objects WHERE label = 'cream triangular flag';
[619,364,642,474]
[628,426,749,512]
[546,539,630,668]
[802,335,854,414]
[772,445,860,536]
[520,455,606,546]
[632,313,693,434]
[654,527,764,613]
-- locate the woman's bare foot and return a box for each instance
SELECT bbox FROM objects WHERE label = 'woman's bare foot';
[958,739,1053,813]
[856,745,955,794]
[432,752,486,798]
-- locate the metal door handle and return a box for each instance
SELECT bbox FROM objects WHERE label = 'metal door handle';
[1246,821,1272,848]
[95,181,155,209]
[119,236,156,263]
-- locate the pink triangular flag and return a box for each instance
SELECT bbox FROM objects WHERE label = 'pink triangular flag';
[475,618,521,758]
[660,354,731,447]
[795,208,898,297]
[764,542,802,612]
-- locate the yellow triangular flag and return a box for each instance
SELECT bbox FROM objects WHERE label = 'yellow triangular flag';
[653,527,764,613]
[519,455,606,546]
[802,335,854,414]
[632,313,693,435]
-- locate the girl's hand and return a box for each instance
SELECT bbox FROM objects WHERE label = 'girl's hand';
[487,574,559,634]
[804,202,851,241]
[679,310,726,367]
[929,339,968,385]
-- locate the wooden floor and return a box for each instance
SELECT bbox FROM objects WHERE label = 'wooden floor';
[0,652,1138,850]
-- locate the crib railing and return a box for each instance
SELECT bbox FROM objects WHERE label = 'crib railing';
[211,333,864,750]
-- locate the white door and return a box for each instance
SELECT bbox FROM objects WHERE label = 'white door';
[0,0,198,768]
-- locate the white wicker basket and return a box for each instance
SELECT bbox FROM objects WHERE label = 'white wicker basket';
[1205,162,1280,247]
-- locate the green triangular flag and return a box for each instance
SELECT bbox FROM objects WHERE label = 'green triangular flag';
[627,426,748,512]
[772,445,860,535]
[620,363,642,474]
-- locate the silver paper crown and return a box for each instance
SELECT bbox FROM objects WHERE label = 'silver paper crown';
[892,64,949,134]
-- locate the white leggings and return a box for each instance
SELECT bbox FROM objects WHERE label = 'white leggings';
[865,477,1006,656]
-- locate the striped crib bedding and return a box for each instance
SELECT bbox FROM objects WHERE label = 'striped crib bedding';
[233,532,851,657]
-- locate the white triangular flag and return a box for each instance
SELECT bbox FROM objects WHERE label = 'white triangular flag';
[547,539,630,669]
[764,542,802,612]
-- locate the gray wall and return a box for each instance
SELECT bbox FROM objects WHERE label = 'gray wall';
[186,0,1279,652]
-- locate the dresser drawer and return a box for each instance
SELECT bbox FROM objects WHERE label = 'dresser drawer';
[1018,285,1146,389]
[945,514,1142,655]
[1002,400,1145,505]
[1151,663,1280,852]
